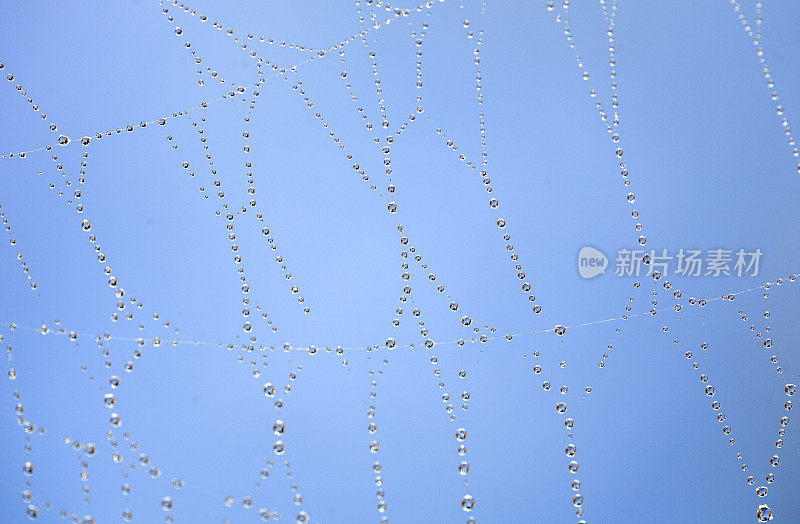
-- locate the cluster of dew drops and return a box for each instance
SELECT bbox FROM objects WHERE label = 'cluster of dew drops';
[3,0,800,523]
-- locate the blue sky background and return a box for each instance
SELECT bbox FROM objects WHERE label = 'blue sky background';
[1,1,800,522]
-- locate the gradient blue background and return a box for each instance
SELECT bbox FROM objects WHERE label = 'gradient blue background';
[1,1,799,522]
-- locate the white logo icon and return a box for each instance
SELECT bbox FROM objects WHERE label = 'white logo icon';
[578,246,608,279]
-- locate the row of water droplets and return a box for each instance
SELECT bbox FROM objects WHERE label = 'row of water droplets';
[3,0,800,521]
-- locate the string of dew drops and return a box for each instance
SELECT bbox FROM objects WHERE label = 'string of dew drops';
[0,1,439,160]
[1,271,795,354]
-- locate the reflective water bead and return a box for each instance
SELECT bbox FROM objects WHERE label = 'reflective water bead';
[461,495,475,511]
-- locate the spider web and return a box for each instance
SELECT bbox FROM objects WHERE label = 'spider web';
[1,0,799,522]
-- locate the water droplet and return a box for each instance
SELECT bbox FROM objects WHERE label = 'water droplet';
[461,495,475,511]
